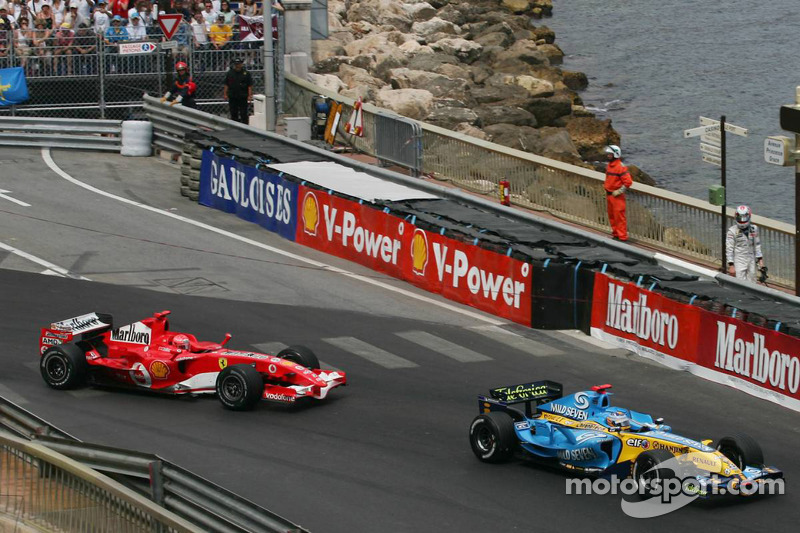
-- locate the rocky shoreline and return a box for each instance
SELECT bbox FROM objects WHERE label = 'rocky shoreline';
[309,0,652,183]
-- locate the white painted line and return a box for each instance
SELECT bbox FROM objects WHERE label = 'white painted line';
[251,342,289,356]
[0,240,90,280]
[42,149,504,326]
[654,252,719,279]
[0,189,31,207]
[322,337,417,369]
[0,384,28,405]
[469,325,564,357]
[539,329,622,351]
[395,331,491,363]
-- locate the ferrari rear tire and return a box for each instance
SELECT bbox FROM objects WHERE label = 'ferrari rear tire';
[716,433,764,469]
[216,364,263,411]
[632,449,676,497]
[277,345,320,370]
[40,345,88,390]
[469,412,516,463]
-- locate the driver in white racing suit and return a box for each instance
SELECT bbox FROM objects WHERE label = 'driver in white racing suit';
[726,205,764,282]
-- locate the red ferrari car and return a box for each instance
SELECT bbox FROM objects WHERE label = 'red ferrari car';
[39,310,347,410]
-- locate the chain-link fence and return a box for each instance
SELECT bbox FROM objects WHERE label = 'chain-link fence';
[0,19,283,120]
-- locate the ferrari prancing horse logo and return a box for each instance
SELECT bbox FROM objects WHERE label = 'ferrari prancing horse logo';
[218,358,228,370]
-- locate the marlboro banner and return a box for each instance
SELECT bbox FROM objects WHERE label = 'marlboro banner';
[591,272,800,411]
[239,14,278,41]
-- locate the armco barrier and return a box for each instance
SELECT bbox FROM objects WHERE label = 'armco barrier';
[0,397,307,533]
[0,117,122,151]
[591,273,800,412]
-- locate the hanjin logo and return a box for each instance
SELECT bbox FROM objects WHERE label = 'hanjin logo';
[302,191,319,236]
[411,229,429,276]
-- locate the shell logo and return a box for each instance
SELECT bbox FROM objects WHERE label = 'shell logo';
[149,360,170,379]
[410,228,428,276]
[302,191,320,236]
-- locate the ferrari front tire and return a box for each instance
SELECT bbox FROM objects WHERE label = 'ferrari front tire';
[277,345,320,370]
[716,433,764,469]
[216,364,263,411]
[469,412,516,463]
[40,345,88,390]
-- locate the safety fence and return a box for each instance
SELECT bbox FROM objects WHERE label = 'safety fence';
[0,116,122,151]
[0,21,283,120]
[283,73,796,289]
[0,397,306,533]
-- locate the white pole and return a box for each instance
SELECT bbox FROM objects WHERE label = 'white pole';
[263,1,276,131]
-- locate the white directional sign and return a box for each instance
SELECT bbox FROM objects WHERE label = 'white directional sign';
[764,136,795,166]
[701,131,721,145]
[699,116,748,137]
[684,124,719,138]
[702,154,722,167]
[0,189,30,207]
[700,143,721,157]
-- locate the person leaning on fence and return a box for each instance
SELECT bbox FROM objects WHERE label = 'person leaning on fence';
[160,60,197,108]
[53,21,74,75]
[208,12,230,49]
[126,10,145,39]
[72,23,97,74]
[14,16,33,71]
[223,57,252,124]
[32,18,51,72]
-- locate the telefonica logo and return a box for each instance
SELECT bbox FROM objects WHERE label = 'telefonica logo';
[411,228,428,276]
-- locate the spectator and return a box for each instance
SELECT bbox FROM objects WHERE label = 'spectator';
[223,57,252,123]
[160,60,197,107]
[14,16,34,71]
[35,3,55,29]
[190,9,207,56]
[72,0,94,24]
[177,0,190,21]
[108,0,129,22]
[0,6,13,31]
[28,0,51,15]
[32,18,52,73]
[13,2,33,27]
[217,0,233,25]
[199,1,215,24]
[271,0,284,13]
[126,10,144,39]
[208,12,229,50]
[72,22,96,73]
[92,0,108,34]
[51,0,65,25]
[64,4,80,26]
[137,0,155,29]
[103,12,126,42]
[239,0,258,17]
[53,21,74,74]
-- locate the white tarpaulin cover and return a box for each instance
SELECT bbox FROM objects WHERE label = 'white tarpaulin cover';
[266,161,439,202]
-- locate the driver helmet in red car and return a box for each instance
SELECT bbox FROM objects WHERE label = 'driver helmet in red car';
[172,334,190,351]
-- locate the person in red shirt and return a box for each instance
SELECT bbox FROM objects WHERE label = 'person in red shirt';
[109,0,131,23]
[603,144,633,241]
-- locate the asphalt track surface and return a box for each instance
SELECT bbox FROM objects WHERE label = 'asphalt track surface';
[0,148,797,532]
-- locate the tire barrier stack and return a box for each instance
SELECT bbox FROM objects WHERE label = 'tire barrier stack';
[180,139,202,202]
[182,122,800,411]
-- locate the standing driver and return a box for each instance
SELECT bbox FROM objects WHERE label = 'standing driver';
[223,57,253,124]
[726,205,765,282]
[604,144,633,242]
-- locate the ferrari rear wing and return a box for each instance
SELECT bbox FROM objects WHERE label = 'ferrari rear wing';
[40,312,113,355]
[478,380,563,418]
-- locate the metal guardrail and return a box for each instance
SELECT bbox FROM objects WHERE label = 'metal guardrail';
[0,397,306,533]
[374,114,423,176]
[283,73,796,289]
[0,430,199,533]
[0,117,122,151]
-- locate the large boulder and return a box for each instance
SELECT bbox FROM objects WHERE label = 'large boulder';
[337,64,386,93]
[531,25,555,44]
[471,83,531,106]
[523,94,572,126]
[376,88,435,120]
[475,105,537,127]
[430,38,483,63]
[562,116,621,160]
[515,75,555,97]
[425,103,479,129]
[407,52,460,72]
[311,40,347,64]
[388,68,471,99]
[454,122,490,140]
[538,43,564,65]
[347,0,414,31]
[491,39,549,72]
[311,55,352,74]
[344,33,391,57]
[434,62,471,79]
[402,2,437,21]
[475,31,514,48]
[307,73,347,93]
[411,17,460,38]
[501,0,531,14]
[562,70,588,91]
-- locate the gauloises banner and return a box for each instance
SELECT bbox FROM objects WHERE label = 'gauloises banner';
[199,151,298,241]
[294,186,532,325]
[591,272,800,411]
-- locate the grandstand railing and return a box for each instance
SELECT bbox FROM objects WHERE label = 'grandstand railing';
[284,73,796,289]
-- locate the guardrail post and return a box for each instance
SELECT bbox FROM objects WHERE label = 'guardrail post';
[99,40,107,119]
[149,459,165,505]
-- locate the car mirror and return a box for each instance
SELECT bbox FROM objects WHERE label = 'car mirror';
[220,333,232,346]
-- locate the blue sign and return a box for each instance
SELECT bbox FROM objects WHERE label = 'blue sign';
[199,151,297,241]
[0,68,29,106]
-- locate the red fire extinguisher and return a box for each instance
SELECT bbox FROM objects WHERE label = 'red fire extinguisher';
[499,180,510,206]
